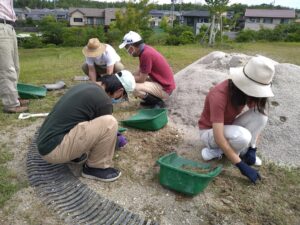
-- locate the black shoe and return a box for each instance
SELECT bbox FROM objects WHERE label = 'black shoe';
[82,165,121,182]
[140,101,166,109]
[70,153,88,164]
[140,93,165,108]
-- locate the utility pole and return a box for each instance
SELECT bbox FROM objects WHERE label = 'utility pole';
[171,0,176,27]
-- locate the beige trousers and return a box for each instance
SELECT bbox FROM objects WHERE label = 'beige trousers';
[0,23,20,109]
[133,81,170,100]
[82,62,124,76]
[43,115,118,168]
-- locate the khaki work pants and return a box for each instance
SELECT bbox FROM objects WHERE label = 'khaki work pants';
[0,23,20,109]
[82,62,124,76]
[133,81,170,100]
[43,115,118,169]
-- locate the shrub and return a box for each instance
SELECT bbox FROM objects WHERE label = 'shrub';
[166,35,181,45]
[106,28,123,45]
[179,31,195,44]
[236,29,257,42]
[85,26,106,44]
[147,32,169,45]
[257,28,280,41]
[286,32,300,42]
[168,25,193,37]
[21,34,44,49]
[62,27,87,47]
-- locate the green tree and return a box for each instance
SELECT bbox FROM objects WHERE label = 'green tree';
[39,16,67,45]
[113,0,154,38]
[159,16,170,32]
[205,0,229,46]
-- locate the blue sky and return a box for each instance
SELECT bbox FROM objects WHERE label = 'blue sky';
[94,0,299,9]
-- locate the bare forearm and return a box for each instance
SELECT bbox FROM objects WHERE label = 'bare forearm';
[106,65,114,75]
[88,71,97,82]
[134,69,147,83]
[217,140,241,164]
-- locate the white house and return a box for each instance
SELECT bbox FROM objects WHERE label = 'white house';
[244,9,296,31]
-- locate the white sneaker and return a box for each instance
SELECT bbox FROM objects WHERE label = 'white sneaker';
[201,147,223,161]
[254,156,262,166]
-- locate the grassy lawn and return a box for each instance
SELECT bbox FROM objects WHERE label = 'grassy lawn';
[0,42,300,221]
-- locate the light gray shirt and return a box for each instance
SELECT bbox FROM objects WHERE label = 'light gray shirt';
[0,0,16,21]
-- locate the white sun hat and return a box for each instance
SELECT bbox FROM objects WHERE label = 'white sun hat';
[115,70,136,93]
[119,31,142,49]
[229,55,275,97]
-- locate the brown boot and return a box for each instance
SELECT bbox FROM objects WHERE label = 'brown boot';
[4,106,29,113]
[19,99,30,106]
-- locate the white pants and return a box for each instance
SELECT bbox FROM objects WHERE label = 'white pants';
[199,108,268,155]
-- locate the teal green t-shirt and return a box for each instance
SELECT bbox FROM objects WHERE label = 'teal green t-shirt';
[37,83,113,156]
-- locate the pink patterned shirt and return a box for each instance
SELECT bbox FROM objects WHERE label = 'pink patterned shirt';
[0,0,16,21]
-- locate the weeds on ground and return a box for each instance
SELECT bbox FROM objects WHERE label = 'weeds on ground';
[0,145,26,207]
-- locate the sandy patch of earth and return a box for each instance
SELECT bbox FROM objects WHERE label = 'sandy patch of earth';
[0,52,299,224]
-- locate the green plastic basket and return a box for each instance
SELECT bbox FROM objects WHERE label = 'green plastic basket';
[157,152,222,195]
[121,108,168,131]
[17,83,47,99]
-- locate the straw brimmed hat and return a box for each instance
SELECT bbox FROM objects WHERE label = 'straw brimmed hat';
[229,56,275,97]
[82,38,106,57]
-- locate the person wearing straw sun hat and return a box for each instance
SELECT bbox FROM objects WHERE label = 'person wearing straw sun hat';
[82,38,124,82]
[198,55,276,184]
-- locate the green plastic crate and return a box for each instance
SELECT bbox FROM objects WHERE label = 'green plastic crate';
[157,152,222,195]
[121,108,168,131]
[17,83,47,99]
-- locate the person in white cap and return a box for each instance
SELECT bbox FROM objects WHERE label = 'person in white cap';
[119,31,175,108]
[37,70,135,182]
[198,56,276,184]
[82,38,124,82]
[0,0,29,113]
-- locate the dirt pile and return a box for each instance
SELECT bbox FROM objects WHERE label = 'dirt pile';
[167,51,300,167]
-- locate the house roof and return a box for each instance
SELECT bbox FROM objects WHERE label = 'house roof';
[245,9,296,18]
[149,10,181,17]
[182,10,210,17]
[69,7,105,17]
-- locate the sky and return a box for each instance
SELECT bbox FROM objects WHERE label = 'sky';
[94,0,300,9]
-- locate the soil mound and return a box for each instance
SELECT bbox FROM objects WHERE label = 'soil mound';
[167,51,300,167]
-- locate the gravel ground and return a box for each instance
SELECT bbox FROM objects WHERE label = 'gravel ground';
[1,52,299,225]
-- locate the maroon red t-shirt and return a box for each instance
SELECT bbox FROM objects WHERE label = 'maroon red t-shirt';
[198,80,245,129]
[139,45,175,94]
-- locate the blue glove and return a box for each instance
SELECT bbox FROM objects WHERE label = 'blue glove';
[236,161,261,184]
[242,147,257,166]
[116,132,127,149]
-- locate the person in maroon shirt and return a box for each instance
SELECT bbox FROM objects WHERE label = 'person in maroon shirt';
[198,56,276,184]
[119,31,176,108]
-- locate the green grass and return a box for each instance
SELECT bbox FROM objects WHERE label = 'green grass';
[0,41,300,209]
[0,145,26,207]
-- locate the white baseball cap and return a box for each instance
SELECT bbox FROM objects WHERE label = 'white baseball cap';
[115,70,136,93]
[119,31,142,49]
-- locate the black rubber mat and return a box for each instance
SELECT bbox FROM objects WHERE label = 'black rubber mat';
[27,131,159,225]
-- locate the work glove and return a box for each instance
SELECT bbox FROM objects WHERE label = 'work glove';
[236,161,261,184]
[116,132,127,149]
[242,147,257,166]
